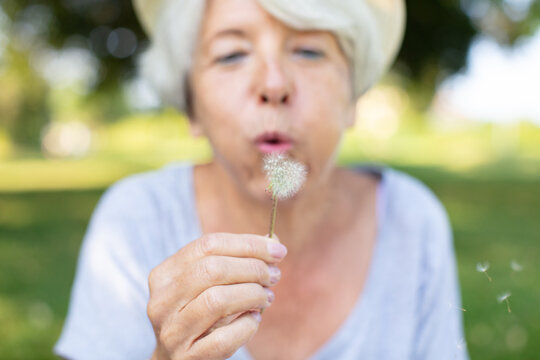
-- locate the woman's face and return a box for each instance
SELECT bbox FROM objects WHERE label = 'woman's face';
[189,0,356,201]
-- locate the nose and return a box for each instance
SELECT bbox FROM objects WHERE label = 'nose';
[257,57,292,106]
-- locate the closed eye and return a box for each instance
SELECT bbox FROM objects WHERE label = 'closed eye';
[216,48,324,64]
[216,52,246,64]
[295,48,324,59]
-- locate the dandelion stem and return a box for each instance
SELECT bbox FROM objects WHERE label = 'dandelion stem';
[484,272,492,282]
[505,299,512,313]
[269,194,278,239]
[262,195,277,318]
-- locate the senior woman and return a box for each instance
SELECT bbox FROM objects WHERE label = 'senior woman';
[55,0,468,359]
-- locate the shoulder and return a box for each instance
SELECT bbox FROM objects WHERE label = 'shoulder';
[94,161,194,221]
[382,167,450,231]
[381,167,454,270]
[352,163,448,225]
[82,162,197,268]
[350,163,451,244]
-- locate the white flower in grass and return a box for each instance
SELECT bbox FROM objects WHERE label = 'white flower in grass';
[263,153,307,199]
[497,291,512,313]
[510,260,523,272]
[476,262,492,282]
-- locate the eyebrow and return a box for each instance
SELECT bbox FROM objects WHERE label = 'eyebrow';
[207,28,248,44]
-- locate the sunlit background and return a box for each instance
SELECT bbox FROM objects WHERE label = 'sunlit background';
[0,0,539,359]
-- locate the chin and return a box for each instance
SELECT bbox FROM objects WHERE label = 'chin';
[246,180,274,204]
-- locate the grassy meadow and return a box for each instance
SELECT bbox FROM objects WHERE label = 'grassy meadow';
[0,115,539,359]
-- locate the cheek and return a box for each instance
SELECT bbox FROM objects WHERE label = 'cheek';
[299,63,351,119]
[299,70,351,135]
[294,69,350,168]
[193,72,253,140]
[197,69,252,115]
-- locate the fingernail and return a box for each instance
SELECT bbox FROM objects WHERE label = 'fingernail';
[252,311,262,323]
[268,265,281,285]
[267,243,287,259]
[264,288,275,303]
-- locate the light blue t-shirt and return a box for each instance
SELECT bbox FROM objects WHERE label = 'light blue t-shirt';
[54,162,469,359]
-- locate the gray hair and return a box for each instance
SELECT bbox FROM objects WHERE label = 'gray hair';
[138,0,402,117]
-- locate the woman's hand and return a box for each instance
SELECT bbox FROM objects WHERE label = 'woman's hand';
[148,233,287,360]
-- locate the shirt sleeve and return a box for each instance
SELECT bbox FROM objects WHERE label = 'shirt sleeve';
[54,179,157,360]
[410,192,469,360]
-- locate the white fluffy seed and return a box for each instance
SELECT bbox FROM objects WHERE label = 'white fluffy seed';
[497,292,511,303]
[263,153,307,199]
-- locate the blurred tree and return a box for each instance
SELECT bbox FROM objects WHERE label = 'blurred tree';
[398,0,540,109]
[2,0,144,105]
[1,0,539,148]
[0,40,50,151]
[3,0,539,93]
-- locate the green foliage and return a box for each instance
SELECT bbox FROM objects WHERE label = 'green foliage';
[400,165,540,359]
[2,0,145,93]
[0,47,50,149]
[2,0,539,106]
[0,189,103,358]
[1,0,539,151]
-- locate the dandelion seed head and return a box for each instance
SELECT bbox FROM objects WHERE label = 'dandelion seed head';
[476,262,490,273]
[263,153,307,199]
[497,292,511,303]
[510,260,523,272]
[448,301,467,312]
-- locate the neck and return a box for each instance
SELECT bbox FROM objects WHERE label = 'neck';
[196,161,342,258]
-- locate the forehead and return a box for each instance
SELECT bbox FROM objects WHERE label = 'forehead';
[201,0,278,32]
[199,0,336,45]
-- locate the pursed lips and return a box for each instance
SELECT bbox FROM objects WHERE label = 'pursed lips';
[254,131,294,154]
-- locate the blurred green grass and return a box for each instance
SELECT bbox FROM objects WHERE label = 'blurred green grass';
[0,162,539,359]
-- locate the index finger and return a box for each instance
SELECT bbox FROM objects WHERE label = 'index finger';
[193,233,288,264]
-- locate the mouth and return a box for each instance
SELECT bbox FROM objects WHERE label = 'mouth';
[254,131,294,154]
